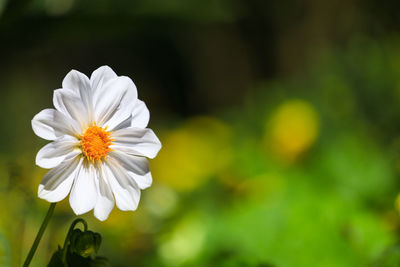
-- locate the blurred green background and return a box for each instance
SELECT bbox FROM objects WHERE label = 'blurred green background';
[1,0,400,266]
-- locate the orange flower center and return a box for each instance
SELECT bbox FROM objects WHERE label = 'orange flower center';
[80,125,113,161]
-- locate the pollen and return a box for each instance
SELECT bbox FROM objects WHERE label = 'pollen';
[80,124,113,162]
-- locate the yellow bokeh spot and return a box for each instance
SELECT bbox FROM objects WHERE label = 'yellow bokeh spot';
[266,99,319,162]
[151,116,232,192]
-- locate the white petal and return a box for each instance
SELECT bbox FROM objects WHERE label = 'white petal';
[104,158,141,211]
[94,165,115,221]
[112,99,149,131]
[128,173,152,190]
[38,156,81,202]
[90,66,117,95]
[128,172,152,190]
[36,136,80,169]
[62,69,91,94]
[131,99,150,129]
[32,109,80,140]
[109,151,152,189]
[94,76,138,129]
[53,89,89,129]
[110,127,161,159]
[112,115,133,131]
[69,162,98,215]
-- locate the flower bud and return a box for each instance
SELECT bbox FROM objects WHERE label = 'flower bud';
[70,229,102,258]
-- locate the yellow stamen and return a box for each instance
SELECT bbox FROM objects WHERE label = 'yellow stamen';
[80,124,113,162]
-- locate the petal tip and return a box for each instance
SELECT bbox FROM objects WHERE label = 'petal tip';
[94,211,110,221]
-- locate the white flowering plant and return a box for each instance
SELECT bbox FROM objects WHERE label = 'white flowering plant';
[24,66,161,266]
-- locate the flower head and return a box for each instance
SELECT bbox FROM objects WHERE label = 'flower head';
[32,66,161,221]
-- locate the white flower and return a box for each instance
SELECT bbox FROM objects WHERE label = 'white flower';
[32,66,161,221]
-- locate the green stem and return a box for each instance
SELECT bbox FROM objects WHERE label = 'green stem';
[23,202,56,267]
[61,218,88,266]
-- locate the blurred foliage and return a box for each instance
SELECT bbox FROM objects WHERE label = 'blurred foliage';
[1,0,400,266]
